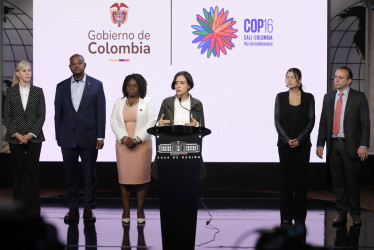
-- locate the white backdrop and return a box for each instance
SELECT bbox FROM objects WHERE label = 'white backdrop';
[34,0,327,162]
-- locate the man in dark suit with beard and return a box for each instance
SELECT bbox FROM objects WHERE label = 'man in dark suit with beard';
[316,66,370,226]
[55,54,106,223]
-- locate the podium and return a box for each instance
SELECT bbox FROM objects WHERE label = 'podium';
[147,125,211,250]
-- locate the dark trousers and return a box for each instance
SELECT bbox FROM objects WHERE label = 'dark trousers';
[328,140,361,216]
[9,143,42,217]
[61,147,98,210]
[278,146,310,221]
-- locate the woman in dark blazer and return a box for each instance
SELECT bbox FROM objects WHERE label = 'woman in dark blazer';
[274,68,315,226]
[157,71,205,127]
[152,71,206,179]
[3,60,46,217]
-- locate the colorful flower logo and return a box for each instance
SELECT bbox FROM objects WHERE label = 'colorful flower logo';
[192,7,238,58]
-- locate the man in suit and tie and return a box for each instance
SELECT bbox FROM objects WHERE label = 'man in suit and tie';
[55,54,106,223]
[316,66,370,226]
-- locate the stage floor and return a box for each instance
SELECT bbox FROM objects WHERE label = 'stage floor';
[38,193,374,249]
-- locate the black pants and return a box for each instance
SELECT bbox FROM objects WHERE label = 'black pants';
[328,140,361,216]
[9,142,42,217]
[278,146,310,221]
[61,147,98,210]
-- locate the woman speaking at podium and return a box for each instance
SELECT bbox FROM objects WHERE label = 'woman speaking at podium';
[153,71,206,179]
[157,71,205,127]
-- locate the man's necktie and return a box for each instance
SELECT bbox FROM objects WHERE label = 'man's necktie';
[333,92,344,136]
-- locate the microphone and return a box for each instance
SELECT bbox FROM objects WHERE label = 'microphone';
[179,96,202,127]
[178,97,190,112]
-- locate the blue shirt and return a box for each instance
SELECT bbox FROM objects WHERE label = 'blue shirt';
[332,86,350,138]
[71,74,86,112]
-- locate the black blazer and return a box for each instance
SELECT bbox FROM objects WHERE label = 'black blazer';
[4,84,46,144]
[157,95,205,127]
[317,88,370,159]
[274,91,315,148]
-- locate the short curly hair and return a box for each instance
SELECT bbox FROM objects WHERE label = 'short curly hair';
[122,73,147,98]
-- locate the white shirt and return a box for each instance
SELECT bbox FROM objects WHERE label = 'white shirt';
[71,74,86,111]
[19,84,30,111]
[174,96,191,125]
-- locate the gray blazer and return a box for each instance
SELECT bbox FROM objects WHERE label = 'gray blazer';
[4,84,46,144]
[317,88,370,159]
[157,95,205,127]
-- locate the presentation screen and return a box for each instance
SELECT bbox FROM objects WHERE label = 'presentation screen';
[34,0,327,162]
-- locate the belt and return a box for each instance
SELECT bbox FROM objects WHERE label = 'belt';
[331,137,345,142]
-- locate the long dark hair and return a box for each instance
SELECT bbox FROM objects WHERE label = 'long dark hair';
[286,68,302,91]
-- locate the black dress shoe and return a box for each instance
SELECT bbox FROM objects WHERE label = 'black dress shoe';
[333,214,347,226]
[351,214,362,226]
[83,208,96,223]
[64,209,79,223]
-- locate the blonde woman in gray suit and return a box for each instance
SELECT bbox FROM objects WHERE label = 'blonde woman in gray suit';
[3,60,46,217]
